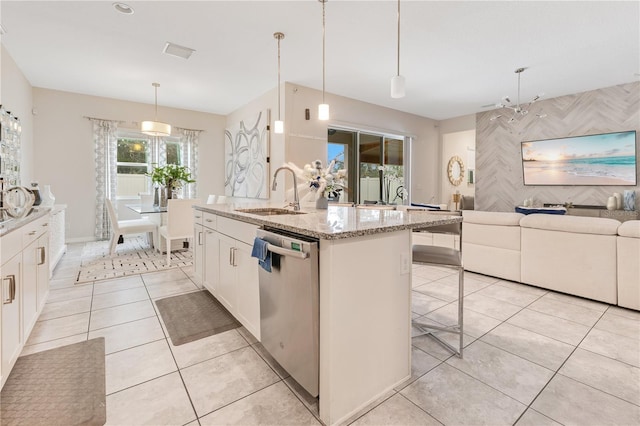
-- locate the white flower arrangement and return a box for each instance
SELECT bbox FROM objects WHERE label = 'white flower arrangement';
[285,159,347,201]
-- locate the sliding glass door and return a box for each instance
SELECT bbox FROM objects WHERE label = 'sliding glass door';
[328,127,409,204]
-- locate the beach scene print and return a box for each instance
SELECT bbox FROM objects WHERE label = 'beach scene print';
[522,131,637,185]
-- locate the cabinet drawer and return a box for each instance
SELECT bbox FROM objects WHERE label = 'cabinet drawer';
[193,210,204,226]
[1,230,22,266]
[217,216,258,245]
[203,213,217,230]
[22,216,48,248]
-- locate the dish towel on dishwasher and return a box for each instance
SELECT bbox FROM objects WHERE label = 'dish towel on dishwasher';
[251,237,272,272]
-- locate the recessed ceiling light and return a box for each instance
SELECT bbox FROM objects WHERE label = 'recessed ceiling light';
[113,2,134,15]
[163,42,196,60]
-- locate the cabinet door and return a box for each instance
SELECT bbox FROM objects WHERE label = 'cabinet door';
[22,241,39,340]
[36,233,49,310]
[2,254,23,387]
[234,241,261,340]
[193,223,204,286]
[203,229,220,295]
[217,234,237,313]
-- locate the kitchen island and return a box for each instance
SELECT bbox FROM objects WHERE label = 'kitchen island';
[194,203,461,425]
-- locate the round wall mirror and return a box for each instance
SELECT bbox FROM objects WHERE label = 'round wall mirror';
[447,156,465,186]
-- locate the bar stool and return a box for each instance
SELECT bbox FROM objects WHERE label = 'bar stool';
[411,211,464,357]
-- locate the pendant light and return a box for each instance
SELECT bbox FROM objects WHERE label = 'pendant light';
[318,0,330,120]
[390,0,405,98]
[274,32,285,134]
[141,82,171,136]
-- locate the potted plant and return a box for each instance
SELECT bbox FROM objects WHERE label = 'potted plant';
[147,164,195,206]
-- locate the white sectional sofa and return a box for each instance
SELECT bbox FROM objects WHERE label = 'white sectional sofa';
[520,214,619,304]
[461,210,639,309]
[461,211,523,282]
[617,220,640,310]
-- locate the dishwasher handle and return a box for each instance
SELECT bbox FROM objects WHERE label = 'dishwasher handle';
[266,243,309,259]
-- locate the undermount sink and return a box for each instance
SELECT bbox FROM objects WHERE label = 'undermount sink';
[235,208,306,216]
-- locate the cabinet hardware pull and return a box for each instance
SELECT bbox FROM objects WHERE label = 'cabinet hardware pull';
[10,275,16,301]
[206,219,213,223]
[229,247,233,265]
[232,247,237,267]
[42,223,48,227]
[2,276,13,304]
[195,215,201,218]
[38,247,46,265]
[28,231,37,236]
[198,232,203,245]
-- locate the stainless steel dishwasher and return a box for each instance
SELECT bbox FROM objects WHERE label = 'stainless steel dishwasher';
[256,227,319,397]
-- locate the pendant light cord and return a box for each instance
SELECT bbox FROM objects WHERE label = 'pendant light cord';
[397,0,400,77]
[322,0,326,103]
[277,36,281,121]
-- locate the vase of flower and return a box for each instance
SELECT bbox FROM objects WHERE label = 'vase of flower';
[40,185,56,207]
[315,196,329,209]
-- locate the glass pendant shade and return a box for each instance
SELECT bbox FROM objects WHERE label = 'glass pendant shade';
[274,120,284,134]
[391,75,406,98]
[318,103,330,121]
[141,120,171,136]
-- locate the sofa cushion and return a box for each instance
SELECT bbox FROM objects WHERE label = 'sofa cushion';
[520,214,620,235]
[462,210,523,226]
[618,220,640,238]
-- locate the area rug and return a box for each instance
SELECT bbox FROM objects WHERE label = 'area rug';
[155,290,241,346]
[76,236,192,284]
[0,338,106,426]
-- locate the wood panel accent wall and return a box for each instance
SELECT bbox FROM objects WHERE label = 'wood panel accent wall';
[475,82,640,212]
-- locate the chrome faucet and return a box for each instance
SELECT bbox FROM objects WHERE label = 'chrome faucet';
[272,166,300,211]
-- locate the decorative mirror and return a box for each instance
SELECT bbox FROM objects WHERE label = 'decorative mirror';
[447,155,465,186]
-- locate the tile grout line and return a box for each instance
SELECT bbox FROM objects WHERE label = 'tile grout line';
[510,305,611,425]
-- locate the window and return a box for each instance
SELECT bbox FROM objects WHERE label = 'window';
[117,137,149,197]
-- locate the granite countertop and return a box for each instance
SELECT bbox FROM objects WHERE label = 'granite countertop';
[0,207,52,237]
[195,202,461,240]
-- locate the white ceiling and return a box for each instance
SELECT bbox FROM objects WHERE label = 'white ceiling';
[1,1,639,120]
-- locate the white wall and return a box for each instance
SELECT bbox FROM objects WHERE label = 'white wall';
[32,88,225,241]
[441,130,475,208]
[1,45,34,185]
[283,83,440,204]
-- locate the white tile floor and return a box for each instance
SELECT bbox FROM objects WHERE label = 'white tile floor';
[19,242,640,426]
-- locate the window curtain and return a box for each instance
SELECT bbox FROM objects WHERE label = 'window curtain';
[176,127,201,199]
[91,118,119,240]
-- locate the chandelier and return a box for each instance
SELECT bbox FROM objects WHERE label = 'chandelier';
[490,67,545,123]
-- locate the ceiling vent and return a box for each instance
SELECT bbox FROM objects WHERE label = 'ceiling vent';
[163,42,195,60]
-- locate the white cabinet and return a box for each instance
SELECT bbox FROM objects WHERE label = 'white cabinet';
[193,211,204,286]
[21,216,49,339]
[215,217,260,340]
[49,205,67,277]
[233,241,260,338]
[1,213,50,389]
[37,233,49,310]
[1,253,22,388]
[217,234,237,312]
[203,228,219,294]
[194,210,219,293]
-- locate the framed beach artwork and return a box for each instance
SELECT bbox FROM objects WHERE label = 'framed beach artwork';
[224,109,270,198]
[521,131,637,186]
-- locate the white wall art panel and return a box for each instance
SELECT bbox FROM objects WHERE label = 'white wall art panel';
[224,109,270,199]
